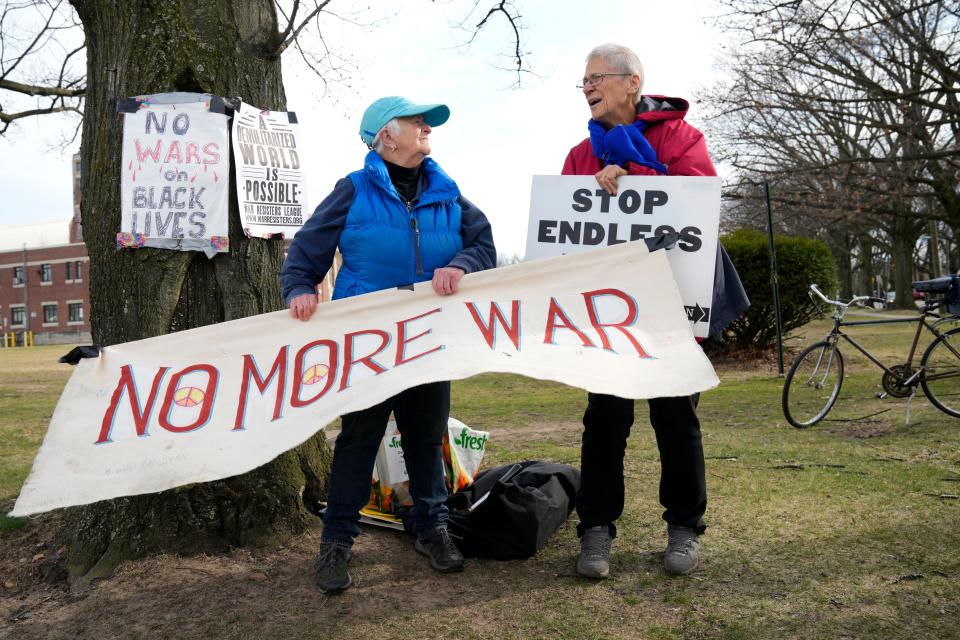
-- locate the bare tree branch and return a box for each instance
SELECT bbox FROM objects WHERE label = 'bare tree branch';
[0,103,80,132]
[275,0,333,56]
[475,1,522,72]
[449,0,528,86]
[0,77,83,97]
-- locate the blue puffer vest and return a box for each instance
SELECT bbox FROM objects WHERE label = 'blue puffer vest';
[332,150,463,300]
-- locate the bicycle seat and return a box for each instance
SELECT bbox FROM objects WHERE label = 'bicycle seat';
[912,276,956,294]
[912,275,960,316]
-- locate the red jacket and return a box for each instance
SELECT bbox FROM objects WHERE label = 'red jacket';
[562,96,716,177]
[560,96,750,340]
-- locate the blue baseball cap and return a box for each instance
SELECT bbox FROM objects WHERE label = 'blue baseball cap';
[359,96,450,146]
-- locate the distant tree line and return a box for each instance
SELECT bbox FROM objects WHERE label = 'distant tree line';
[704,0,959,306]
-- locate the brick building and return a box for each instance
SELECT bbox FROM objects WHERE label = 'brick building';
[0,241,91,345]
[0,151,90,345]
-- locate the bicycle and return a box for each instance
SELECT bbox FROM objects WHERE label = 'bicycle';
[781,278,960,428]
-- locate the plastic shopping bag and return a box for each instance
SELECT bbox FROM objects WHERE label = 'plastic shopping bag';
[365,417,489,522]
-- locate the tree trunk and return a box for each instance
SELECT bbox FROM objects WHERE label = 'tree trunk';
[856,233,874,297]
[65,0,331,584]
[928,220,943,278]
[890,216,917,310]
[829,233,854,299]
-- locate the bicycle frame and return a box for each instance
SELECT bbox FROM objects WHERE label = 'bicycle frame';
[783,283,960,428]
[819,295,955,387]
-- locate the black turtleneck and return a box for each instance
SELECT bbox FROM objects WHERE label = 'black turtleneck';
[384,160,422,204]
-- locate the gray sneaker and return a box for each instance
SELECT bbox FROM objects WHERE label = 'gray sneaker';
[314,541,352,593]
[664,525,700,575]
[577,525,612,578]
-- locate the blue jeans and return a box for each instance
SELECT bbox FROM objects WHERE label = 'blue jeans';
[322,381,451,544]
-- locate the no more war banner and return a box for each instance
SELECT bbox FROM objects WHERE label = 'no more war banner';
[525,176,721,337]
[11,241,718,517]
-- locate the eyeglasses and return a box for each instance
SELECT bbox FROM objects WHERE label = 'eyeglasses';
[576,73,632,90]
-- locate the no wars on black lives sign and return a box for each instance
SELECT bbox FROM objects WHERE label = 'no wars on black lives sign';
[231,102,307,239]
[119,96,231,257]
[525,176,721,338]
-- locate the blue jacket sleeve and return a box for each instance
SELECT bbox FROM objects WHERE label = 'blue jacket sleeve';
[447,195,497,273]
[280,178,354,304]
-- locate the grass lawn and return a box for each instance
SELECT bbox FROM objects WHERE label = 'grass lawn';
[1,314,958,639]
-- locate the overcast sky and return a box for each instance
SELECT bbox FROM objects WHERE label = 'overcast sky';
[0,0,727,258]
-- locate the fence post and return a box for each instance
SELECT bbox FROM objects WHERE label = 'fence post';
[765,181,785,376]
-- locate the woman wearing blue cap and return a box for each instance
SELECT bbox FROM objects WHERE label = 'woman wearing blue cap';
[281,96,496,594]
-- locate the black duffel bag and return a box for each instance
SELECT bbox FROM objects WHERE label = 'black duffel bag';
[445,460,580,560]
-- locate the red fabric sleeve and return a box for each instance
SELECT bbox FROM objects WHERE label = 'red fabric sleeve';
[562,149,576,175]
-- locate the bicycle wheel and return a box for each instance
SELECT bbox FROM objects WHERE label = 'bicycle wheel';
[920,327,960,418]
[782,341,844,428]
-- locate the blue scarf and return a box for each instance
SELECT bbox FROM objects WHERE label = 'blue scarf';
[588,118,667,174]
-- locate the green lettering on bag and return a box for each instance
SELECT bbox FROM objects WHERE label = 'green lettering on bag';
[453,427,487,451]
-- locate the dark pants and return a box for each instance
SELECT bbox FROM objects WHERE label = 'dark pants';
[322,381,451,544]
[576,393,707,537]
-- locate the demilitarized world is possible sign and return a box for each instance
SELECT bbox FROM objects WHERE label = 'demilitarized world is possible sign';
[11,242,718,517]
[232,102,308,239]
[118,95,230,257]
[526,176,721,337]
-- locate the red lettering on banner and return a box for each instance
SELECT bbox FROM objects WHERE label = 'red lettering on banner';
[164,140,183,163]
[134,139,163,163]
[464,301,521,350]
[185,142,201,164]
[234,347,288,430]
[96,365,169,444]
[290,340,338,408]
[340,330,390,391]
[395,308,443,366]
[543,298,595,347]
[203,143,221,165]
[158,364,219,433]
[582,289,651,357]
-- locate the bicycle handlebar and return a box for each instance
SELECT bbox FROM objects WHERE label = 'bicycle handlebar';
[808,284,884,309]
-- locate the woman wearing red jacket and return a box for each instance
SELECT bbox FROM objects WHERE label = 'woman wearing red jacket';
[565,43,715,579]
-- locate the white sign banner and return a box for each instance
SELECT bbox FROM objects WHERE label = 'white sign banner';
[119,100,230,256]
[232,102,308,239]
[11,241,718,517]
[525,176,721,337]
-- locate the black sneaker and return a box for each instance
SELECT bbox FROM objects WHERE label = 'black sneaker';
[314,541,352,593]
[414,526,465,573]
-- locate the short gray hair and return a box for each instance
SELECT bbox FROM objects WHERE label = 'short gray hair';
[586,43,644,101]
[371,118,402,153]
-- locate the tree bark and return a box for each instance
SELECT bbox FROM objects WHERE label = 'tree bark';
[891,216,919,309]
[829,234,854,300]
[64,0,331,584]
[856,233,874,297]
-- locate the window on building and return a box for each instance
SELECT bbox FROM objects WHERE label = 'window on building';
[43,304,58,324]
[68,303,84,323]
[41,264,52,283]
[13,266,24,285]
[75,261,83,281]
[11,306,25,327]
[66,262,73,280]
